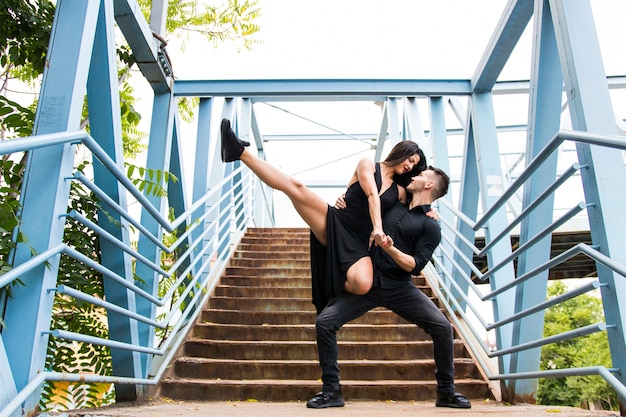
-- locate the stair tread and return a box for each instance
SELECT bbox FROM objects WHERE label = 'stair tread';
[174,357,475,365]
[186,339,464,345]
[197,322,431,327]
[163,378,485,385]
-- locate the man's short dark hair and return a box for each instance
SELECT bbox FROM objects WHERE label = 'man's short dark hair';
[428,166,450,200]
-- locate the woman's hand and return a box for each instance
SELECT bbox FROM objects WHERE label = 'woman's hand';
[427,207,439,221]
[334,193,347,209]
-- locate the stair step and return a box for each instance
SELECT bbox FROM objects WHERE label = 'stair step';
[192,323,447,342]
[213,285,432,299]
[159,378,491,402]
[218,276,310,287]
[206,297,316,311]
[232,250,310,260]
[182,339,472,361]
[228,258,311,268]
[212,285,313,298]
[202,308,421,325]
[171,357,482,381]
[224,266,311,277]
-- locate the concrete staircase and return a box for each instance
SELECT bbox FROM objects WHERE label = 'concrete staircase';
[158,228,493,402]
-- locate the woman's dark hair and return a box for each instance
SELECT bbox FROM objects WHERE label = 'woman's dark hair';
[383,141,427,187]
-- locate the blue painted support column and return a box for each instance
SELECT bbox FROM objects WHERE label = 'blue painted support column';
[0,335,17,408]
[551,0,626,401]
[240,98,258,227]
[159,119,194,349]
[428,97,464,304]
[218,99,237,259]
[453,115,480,299]
[86,0,141,401]
[190,98,213,274]
[1,1,100,412]
[135,92,175,379]
[510,0,563,400]
[404,97,431,161]
[374,97,399,161]
[249,106,273,227]
[469,93,517,398]
[235,99,253,229]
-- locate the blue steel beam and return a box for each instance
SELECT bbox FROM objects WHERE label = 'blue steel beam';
[403,97,430,159]
[509,0,563,399]
[373,101,390,162]
[468,92,517,398]
[247,105,274,227]
[551,0,626,398]
[452,117,481,306]
[113,0,172,93]
[472,0,534,92]
[136,92,176,380]
[428,97,460,302]
[2,1,100,411]
[87,0,142,401]
[190,98,213,275]
[218,99,238,258]
[174,79,472,99]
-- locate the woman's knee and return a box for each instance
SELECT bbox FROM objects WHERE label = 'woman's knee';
[345,260,373,295]
[344,276,373,295]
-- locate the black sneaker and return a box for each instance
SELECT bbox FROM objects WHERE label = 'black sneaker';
[220,118,250,162]
[306,390,345,409]
[436,391,471,408]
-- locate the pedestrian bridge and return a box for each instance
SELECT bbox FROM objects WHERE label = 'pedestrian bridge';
[1,1,625,416]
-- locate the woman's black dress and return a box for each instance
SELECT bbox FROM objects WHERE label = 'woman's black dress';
[310,163,399,313]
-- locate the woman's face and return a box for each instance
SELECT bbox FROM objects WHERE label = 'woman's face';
[394,153,420,175]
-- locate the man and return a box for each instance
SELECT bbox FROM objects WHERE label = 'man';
[306,167,472,410]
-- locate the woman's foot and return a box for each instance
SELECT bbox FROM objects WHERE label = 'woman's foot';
[220,118,250,162]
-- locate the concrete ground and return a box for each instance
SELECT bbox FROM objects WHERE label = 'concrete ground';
[44,399,620,417]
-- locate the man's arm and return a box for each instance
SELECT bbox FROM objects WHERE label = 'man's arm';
[379,220,441,275]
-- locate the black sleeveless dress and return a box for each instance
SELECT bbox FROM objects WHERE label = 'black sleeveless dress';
[310,163,399,313]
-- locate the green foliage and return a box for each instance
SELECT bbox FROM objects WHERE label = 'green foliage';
[538,281,617,410]
[0,158,26,316]
[0,0,55,81]
[0,95,35,138]
[126,162,179,197]
[137,0,261,51]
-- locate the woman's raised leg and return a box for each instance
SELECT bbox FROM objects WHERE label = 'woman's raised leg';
[221,119,329,244]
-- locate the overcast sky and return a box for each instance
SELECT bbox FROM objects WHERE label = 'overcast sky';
[168,0,625,81]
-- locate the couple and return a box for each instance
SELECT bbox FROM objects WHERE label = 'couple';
[220,119,471,409]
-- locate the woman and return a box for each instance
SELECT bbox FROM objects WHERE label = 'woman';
[220,118,427,312]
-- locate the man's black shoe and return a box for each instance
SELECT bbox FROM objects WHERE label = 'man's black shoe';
[436,391,471,408]
[220,118,250,162]
[306,390,345,409]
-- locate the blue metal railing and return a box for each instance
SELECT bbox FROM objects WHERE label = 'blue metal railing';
[0,130,262,417]
[427,129,626,405]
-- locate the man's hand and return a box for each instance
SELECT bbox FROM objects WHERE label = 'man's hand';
[370,227,388,249]
[379,235,394,248]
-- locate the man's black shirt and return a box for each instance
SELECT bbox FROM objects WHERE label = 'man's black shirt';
[371,201,441,288]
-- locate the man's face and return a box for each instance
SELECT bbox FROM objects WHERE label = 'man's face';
[407,169,434,193]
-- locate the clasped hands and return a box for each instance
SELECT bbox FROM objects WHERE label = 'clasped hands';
[370,229,394,249]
